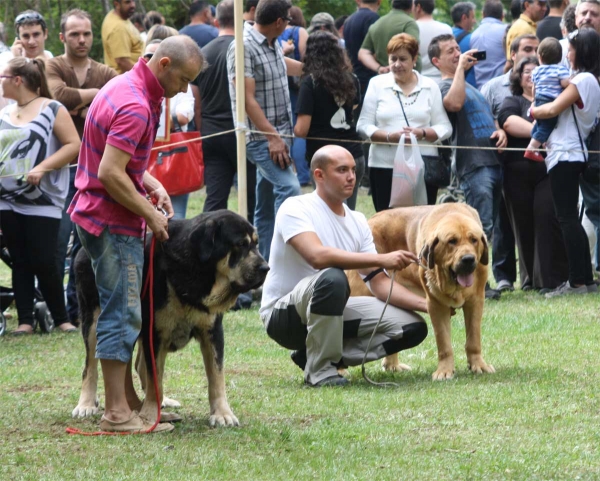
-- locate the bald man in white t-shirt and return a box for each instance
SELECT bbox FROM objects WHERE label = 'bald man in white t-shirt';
[259,145,428,387]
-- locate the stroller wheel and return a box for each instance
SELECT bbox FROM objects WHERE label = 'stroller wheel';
[0,312,6,337]
[34,302,54,333]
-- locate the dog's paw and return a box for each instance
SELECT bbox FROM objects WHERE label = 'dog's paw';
[209,409,239,428]
[469,359,496,375]
[383,362,412,372]
[432,368,455,381]
[72,399,99,418]
[381,355,412,372]
[161,396,181,408]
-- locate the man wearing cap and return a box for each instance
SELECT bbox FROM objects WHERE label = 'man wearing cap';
[505,0,547,58]
[307,12,339,36]
[358,0,421,75]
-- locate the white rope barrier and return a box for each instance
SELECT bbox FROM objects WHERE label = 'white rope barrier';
[1,125,598,180]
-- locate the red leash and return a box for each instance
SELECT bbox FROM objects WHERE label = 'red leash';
[66,236,162,435]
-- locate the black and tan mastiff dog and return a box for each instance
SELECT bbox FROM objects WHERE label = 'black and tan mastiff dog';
[72,210,269,426]
[348,203,495,380]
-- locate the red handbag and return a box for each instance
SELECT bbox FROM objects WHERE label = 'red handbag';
[147,131,204,196]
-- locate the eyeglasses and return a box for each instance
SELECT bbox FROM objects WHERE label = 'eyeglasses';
[281,16,292,23]
[144,53,154,60]
[15,11,47,29]
[0,75,15,79]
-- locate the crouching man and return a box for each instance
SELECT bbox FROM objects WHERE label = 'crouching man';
[259,145,428,387]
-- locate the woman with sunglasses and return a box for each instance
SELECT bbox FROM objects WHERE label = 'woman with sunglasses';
[531,28,600,298]
[0,57,80,334]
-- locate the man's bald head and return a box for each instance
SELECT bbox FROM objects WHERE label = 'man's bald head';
[147,35,205,97]
[152,35,204,70]
[311,145,353,175]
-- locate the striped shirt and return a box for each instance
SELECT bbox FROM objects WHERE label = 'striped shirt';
[532,64,570,100]
[68,59,164,237]
[226,21,293,143]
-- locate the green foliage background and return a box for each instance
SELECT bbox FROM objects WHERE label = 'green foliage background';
[1,0,516,64]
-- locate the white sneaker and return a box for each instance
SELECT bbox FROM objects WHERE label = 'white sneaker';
[545,281,589,299]
[496,280,514,292]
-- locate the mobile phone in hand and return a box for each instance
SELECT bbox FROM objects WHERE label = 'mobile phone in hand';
[472,51,486,61]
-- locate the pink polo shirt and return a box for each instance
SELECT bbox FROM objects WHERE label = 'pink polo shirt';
[68,59,164,237]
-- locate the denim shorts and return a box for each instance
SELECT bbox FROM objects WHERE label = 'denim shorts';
[77,226,144,363]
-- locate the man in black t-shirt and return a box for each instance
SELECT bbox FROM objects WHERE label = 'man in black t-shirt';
[192,0,256,220]
[343,0,381,103]
[536,0,569,40]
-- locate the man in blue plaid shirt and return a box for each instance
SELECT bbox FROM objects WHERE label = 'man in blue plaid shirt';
[227,0,303,261]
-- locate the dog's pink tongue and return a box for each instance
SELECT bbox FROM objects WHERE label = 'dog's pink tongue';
[457,273,474,287]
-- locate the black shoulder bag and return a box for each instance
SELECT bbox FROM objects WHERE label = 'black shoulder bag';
[394,90,451,187]
[571,105,600,185]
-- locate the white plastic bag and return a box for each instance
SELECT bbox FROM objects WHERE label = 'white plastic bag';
[389,133,427,208]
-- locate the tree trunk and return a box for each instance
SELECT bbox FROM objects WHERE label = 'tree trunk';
[101,0,111,16]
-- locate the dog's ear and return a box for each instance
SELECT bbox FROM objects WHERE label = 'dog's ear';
[190,219,219,263]
[422,237,439,269]
[479,234,489,266]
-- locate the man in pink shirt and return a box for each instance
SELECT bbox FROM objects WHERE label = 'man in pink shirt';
[69,35,203,433]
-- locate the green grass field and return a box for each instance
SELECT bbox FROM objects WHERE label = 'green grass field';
[1,188,600,480]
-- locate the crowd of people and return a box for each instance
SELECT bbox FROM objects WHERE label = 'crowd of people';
[0,0,599,418]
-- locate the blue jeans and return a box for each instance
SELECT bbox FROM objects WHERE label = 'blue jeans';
[77,226,144,363]
[459,165,503,242]
[170,193,189,220]
[289,89,310,185]
[531,95,558,144]
[246,140,301,261]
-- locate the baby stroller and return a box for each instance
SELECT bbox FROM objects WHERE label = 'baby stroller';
[0,230,54,336]
[436,150,465,204]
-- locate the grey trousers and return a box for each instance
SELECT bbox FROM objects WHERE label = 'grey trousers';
[263,268,427,385]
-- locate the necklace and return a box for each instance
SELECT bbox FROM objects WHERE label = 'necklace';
[16,96,40,119]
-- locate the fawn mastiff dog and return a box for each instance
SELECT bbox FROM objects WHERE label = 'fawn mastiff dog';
[347,204,495,380]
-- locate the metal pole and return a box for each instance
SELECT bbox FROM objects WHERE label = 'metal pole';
[233,0,248,219]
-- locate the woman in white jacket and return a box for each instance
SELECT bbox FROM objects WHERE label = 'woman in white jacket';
[357,33,452,211]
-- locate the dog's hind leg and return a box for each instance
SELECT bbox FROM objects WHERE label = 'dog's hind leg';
[463,299,495,375]
[381,353,412,372]
[135,343,181,409]
[199,314,239,428]
[72,310,100,418]
[138,347,170,424]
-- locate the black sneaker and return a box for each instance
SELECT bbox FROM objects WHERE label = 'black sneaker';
[485,283,501,300]
[307,375,349,387]
[290,349,307,370]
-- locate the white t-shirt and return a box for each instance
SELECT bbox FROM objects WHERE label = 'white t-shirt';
[417,19,453,83]
[545,72,600,171]
[259,192,376,318]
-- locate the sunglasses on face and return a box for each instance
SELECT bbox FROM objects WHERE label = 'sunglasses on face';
[144,53,154,60]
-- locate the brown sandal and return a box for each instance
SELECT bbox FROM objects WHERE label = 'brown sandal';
[99,411,174,433]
